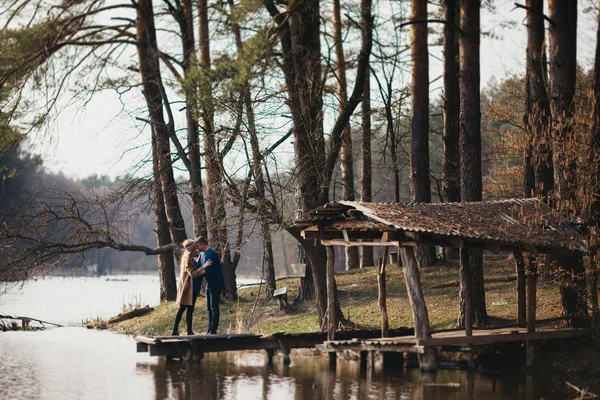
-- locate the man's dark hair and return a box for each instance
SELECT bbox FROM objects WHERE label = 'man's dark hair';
[195,236,208,245]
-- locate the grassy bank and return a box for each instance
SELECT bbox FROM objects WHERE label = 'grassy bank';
[111,253,569,336]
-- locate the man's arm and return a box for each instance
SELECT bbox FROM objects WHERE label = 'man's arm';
[191,258,212,278]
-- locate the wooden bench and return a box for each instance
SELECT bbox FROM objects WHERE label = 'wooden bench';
[273,287,289,310]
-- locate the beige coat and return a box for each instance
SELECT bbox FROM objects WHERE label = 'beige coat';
[175,256,203,306]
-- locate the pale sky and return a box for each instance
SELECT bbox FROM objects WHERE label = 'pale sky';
[27,0,598,180]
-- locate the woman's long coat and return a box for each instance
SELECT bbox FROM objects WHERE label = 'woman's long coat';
[175,255,202,306]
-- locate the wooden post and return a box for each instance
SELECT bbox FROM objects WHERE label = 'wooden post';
[359,350,368,375]
[326,245,337,341]
[399,247,437,371]
[328,352,337,370]
[514,251,527,327]
[378,246,390,337]
[526,258,538,367]
[460,248,473,337]
[265,349,274,364]
[527,258,538,333]
[278,340,291,365]
[459,249,474,370]
[367,351,375,378]
[382,352,404,369]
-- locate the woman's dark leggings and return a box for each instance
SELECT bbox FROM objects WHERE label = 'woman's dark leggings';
[172,292,198,334]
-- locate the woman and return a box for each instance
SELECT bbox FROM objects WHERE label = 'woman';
[171,238,207,336]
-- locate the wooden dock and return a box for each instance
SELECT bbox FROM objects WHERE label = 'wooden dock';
[322,327,590,370]
[134,327,413,364]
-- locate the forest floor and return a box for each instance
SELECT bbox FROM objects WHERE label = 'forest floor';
[110,252,600,386]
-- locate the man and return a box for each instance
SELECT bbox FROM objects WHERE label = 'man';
[194,236,225,335]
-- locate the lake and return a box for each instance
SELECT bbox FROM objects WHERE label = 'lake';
[0,275,582,399]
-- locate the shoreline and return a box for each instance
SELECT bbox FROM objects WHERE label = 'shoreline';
[105,254,599,389]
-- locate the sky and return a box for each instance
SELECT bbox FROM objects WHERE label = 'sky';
[26,0,599,181]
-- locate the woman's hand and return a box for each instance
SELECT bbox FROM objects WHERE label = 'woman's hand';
[202,260,212,269]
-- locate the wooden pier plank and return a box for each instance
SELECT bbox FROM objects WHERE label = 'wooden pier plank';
[324,327,588,350]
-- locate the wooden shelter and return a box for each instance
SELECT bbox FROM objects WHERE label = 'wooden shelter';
[287,198,585,370]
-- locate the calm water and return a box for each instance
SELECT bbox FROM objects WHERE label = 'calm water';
[0,276,583,399]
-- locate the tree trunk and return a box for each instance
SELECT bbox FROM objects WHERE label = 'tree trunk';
[264,0,331,320]
[548,0,577,206]
[333,0,360,270]
[137,0,187,248]
[136,0,182,301]
[360,58,374,268]
[589,0,600,318]
[458,0,487,325]
[151,127,177,302]
[291,233,343,326]
[326,245,337,340]
[265,0,371,323]
[442,0,460,261]
[548,0,586,323]
[262,221,277,299]
[556,254,588,327]
[410,0,436,267]
[390,100,400,204]
[177,0,207,239]
[226,0,277,299]
[523,71,536,197]
[198,0,236,298]
[294,192,315,301]
[526,0,553,200]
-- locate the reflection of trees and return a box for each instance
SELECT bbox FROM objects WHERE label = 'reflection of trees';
[135,351,555,400]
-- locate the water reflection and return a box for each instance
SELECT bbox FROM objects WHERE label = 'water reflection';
[137,351,570,400]
[0,327,578,400]
[0,277,584,400]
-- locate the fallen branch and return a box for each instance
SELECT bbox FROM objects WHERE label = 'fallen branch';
[107,305,153,325]
[0,314,62,327]
[421,382,460,387]
[566,381,598,399]
[432,274,517,289]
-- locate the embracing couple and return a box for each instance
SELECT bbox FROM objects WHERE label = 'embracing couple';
[171,236,224,336]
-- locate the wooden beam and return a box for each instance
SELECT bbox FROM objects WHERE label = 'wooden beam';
[399,246,437,371]
[320,239,412,247]
[514,251,527,327]
[302,230,395,241]
[326,245,337,341]
[417,328,588,347]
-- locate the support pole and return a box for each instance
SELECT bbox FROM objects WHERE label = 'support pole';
[328,352,337,370]
[326,245,337,341]
[526,258,538,367]
[514,251,527,327]
[378,246,390,337]
[278,340,291,365]
[382,351,404,369]
[459,248,474,370]
[527,258,538,333]
[265,349,274,364]
[460,248,473,337]
[367,351,375,378]
[399,247,437,371]
[359,351,368,375]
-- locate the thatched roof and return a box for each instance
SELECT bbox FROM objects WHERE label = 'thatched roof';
[288,198,584,254]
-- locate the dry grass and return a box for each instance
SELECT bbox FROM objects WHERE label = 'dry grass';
[112,253,568,336]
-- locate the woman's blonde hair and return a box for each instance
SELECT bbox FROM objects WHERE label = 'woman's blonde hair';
[180,239,196,270]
